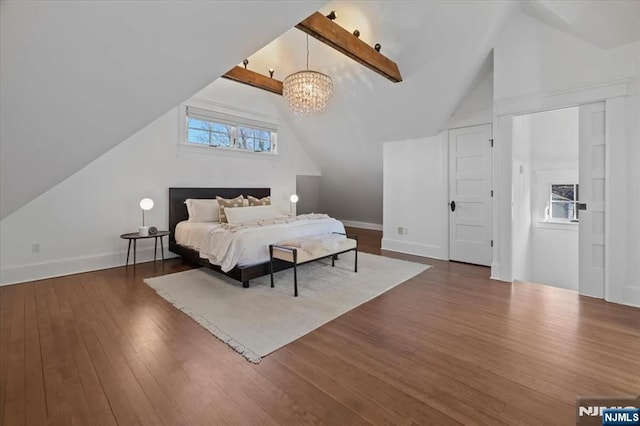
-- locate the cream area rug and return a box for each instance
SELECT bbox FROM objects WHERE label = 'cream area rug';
[144,252,429,363]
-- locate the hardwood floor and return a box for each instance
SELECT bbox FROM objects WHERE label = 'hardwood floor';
[1,228,639,425]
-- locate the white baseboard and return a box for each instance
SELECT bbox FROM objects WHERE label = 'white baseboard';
[0,249,178,286]
[339,220,383,231]
[622,287,640,308]
[381,238,447,260]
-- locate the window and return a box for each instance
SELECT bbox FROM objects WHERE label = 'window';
[184,105,277,154]
[549,183,579,221]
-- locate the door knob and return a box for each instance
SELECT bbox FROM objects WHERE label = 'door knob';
[450,201,456,212]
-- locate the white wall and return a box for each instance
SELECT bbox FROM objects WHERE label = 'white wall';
[494,15,637,102]
[0,79,320,285]
[0,0,324,220]
[529,108,579,291]
[259,1,517,225]
[296,175,322,215]
[454,71,494,118]
[493,13,640,306]
[382,132,449,259]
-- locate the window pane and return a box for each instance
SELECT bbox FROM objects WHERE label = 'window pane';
[245,137,255,151]
[552,184,575,201]
[187,118,211,131]
[238,126,271,151]
[255,130,270,140]
[187,128,211,144]
[212,122,231,133]
[253,138,270,152]
[211,131,231,147]
[184,107,276,154]
[551,202,574,219]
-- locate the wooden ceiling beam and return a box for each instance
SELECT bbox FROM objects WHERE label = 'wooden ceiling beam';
[296,12,402,83]
[222,66,283,96]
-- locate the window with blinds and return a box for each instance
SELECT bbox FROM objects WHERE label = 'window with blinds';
[184,106,277,154]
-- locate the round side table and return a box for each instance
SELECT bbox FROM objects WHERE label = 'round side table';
[120,231,169,267]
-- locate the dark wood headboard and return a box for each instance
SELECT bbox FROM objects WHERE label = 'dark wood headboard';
[168,187,271,243]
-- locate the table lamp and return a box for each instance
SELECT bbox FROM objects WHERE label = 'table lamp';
[139,198,154,236]
[289,194,299,215]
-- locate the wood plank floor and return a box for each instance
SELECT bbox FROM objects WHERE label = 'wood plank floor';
[1,228,639,425]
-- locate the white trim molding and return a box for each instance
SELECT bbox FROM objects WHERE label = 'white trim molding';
[381,238,447,260]
[0,248,177,286]
[492,78,631,305]
[622,287,640,308]
[340,220,383,231]
[495,79,630,116]
[446,111,494,130]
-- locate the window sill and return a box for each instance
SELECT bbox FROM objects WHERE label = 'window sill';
[535,221,579,231]
[177,143,278,159]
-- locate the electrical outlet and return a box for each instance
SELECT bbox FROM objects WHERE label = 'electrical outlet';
[397,226,403,235]
[32,243,40,253]
[404,228,409,235]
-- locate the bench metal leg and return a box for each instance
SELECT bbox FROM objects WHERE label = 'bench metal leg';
[269,245,274,288]
[355,247,358,273]
[293,249,298,297]
[331,255,335,267]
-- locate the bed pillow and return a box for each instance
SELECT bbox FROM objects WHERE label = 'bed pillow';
[225,205,282,224]
[216,195,245,223]
[185,199,219,222]
[247,195,271,206]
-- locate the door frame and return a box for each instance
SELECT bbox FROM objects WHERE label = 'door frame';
[491,79,630,304]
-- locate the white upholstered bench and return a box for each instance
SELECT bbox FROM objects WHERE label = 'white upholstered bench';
[269,232,358,297]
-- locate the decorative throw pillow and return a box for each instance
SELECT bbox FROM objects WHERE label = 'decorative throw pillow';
[184,199,219,222]
[216,195,245,223]
[248,195,271,206]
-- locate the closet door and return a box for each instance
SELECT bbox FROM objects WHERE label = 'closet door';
[449,124,492,266]
[578,102,606,298]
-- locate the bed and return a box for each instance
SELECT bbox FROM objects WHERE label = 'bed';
[168,187,345,287]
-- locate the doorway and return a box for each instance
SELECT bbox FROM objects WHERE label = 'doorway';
[512,107,579,290]
[511,103,605,294]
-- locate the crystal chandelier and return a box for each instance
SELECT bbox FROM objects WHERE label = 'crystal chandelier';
[283,35,333,115]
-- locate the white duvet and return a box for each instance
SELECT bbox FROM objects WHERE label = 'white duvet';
[175,215,345,272]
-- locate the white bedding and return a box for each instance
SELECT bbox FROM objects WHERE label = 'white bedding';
[175,221,221,249]
[174,215,345,272]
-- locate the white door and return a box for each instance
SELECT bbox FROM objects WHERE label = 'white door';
[449,124,493,266]
[578,103,606,298]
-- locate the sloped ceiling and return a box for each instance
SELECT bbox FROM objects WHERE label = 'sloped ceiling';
[521,0,640,49]
[0,0,325,219]
[244,1,519,223]
[6,1,629,225]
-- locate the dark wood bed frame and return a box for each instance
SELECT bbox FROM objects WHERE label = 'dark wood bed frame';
[168,187,293,288]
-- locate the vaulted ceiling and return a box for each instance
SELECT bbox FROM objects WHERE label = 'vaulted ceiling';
[2,0,638,223]
[0,0,325,219]
[242,1,518,223]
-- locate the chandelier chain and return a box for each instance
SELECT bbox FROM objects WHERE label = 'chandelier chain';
[306,34,309,70]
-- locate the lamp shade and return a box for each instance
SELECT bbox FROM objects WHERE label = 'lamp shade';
[139,198,154,210]
[290,194,299,203]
